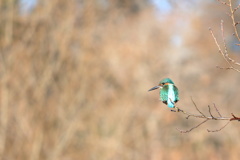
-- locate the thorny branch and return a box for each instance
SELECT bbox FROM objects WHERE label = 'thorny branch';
[210,0,240,72]
[175,98,240,133]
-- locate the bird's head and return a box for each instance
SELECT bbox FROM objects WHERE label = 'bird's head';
[148,78,174,91]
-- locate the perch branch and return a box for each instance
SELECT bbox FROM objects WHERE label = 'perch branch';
[175,98,240,133]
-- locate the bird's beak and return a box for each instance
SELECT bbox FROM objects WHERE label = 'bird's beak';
[148,85,160,92]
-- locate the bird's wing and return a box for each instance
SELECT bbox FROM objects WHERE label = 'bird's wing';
[160,85,169,102]
[173,85,179,103]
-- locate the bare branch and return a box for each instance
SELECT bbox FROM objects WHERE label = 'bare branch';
[229,0,240,41]
[209,27,228,64]
[207,121,231,132]
[216,65,240,72]
[220,20,240,67]
[175,99,240,133]
[208,105,216,120]
[210,0,240,71]
[213,103,222,117]
[221,20,228,57]
[233,4,240,13]
[210,23,240,72]
[230,113,240,121]
[176,119,209,133]
[235,22,240,26]
[190,97,205,117]
[217,0,230,6]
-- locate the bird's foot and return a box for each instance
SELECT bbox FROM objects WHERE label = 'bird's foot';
[170,107,180,112]
[175,107,180,112]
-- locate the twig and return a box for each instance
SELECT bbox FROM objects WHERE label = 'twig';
[229,0,240,41]
[213,103,222,117]
[233,4,240,13]
[221,20,229,59]
[176,119,208,133]
[210,24,240,72]
[217,0,229,6]
[230,113,240,121]
[209,27,229,65]
[207,121,231,132]
[208,105,216,120]
[216,65,237,71]
[191,96,205,117]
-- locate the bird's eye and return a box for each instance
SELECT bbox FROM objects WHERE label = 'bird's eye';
[162,83,165,85]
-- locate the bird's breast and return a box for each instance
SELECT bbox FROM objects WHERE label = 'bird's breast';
[167,84,176,100]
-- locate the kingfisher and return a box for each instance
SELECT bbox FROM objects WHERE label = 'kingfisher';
[148,78,179,109]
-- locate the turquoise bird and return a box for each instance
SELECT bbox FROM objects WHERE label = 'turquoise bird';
[148,78,179,108]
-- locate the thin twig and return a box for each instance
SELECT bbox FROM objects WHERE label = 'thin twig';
[207,121,231,132]
[217,0,230,6]
[229,0,240,41]
[208,105,216,120]
[209,27,228,64]
[233,4,240,13]
[176,119,208,133]
[209,26,240,72]
[213,103,222,117]
[221,20,228,53]
[190,96,205,117]
[230,113,240,121]
[220,20,240,68]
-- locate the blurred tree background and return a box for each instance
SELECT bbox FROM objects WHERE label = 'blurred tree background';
[0,0,240,159]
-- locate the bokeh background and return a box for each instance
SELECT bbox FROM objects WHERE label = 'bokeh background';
[0,0,240,159]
